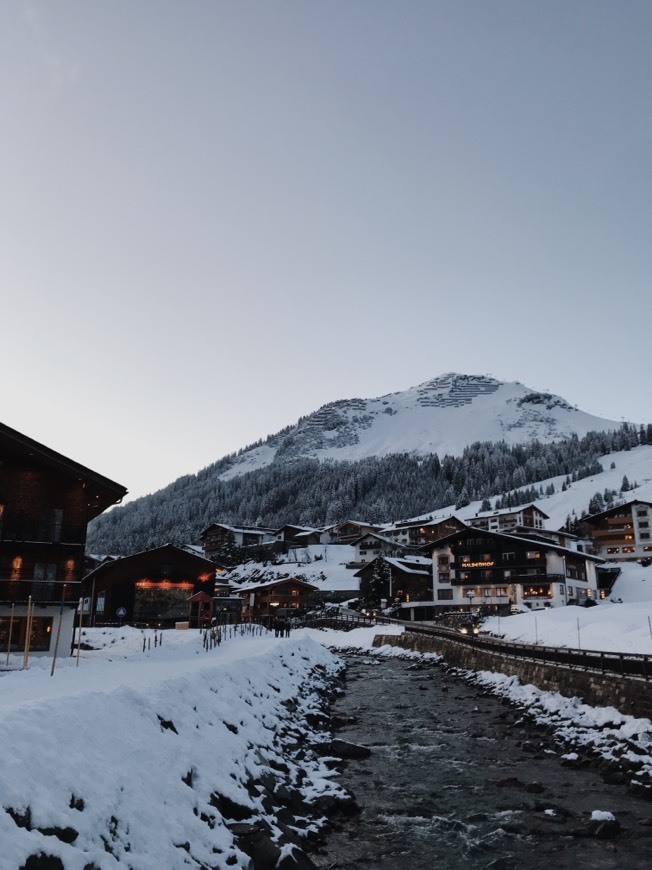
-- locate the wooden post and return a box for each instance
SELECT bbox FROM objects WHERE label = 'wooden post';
[5,603,15,666]
[76,597,83,666]
[22,596,33,669]
[50,597,66,677]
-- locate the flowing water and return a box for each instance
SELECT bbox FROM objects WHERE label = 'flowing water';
[312,653,652,870]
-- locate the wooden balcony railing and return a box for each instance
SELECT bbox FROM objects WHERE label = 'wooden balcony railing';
[1,523,86,545]
[0,578,80,603]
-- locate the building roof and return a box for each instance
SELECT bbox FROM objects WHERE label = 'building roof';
[465,503,550,521]
[350,532,400,547]
[83,543,215,580]
[421,526,603,562]
[0,420,127,520]
[581,499,652,525]
[233,577,318,594]
[354,556,431,578]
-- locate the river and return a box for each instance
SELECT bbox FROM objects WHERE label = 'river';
[311,651,652,870]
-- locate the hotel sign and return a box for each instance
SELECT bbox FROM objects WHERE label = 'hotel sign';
[461,561,495,568]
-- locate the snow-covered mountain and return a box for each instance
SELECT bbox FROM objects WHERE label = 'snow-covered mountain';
[222,373,621,479]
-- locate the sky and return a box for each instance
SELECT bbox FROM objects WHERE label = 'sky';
[2,0,651,501]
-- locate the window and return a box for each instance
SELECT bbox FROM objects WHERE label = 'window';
[623,547,635,553]
[437,589,453,600]
[525,551,541,560]
[638,522,649,529]
[38,508,63,543]
[483,587,492,597]
[641,533,650,540]
[567,586,574,597]
[438,572,450,583]
[559,584,566,595]
[33,563,57,591]
[496,587,507,597]
[438,556,449,567]
[607,547,620,554]
[96,591,105,613]
[502,552,515,562]
[503,569,513,579]
[637,510,648,518]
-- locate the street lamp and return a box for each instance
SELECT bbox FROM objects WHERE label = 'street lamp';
[466,590,474,611]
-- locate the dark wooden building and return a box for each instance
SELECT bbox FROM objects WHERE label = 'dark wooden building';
[0,421,126,654]
[81,544,217,628]
[355,556,433,607]
[580,500,652,562]
[235,577,318,623]
[423,527,601,612]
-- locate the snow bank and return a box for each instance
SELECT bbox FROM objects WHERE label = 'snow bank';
[0,627,345,869]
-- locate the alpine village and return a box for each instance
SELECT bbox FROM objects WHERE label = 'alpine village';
[2,373,651,658]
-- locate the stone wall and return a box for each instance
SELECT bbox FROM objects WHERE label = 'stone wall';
[374,633,652,720]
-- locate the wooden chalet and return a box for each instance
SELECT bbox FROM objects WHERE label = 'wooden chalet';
[465,504,549,533]
[423,527,602,613]
[354,556,433,607]
[81,544,216,628]
[350,532,403,564]
[580,500,652,562]
[273,524,319,547]
[0,421,126,654]
[200,522,277,561]
[332,520,382,544]
[235,577,318,623]
[383,515,467,547]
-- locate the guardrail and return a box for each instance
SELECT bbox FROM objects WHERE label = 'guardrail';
[399,621,652,681]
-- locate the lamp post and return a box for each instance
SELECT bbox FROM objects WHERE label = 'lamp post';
[466,589,474,612]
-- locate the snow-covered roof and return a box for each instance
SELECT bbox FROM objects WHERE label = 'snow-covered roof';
[424,527,604,562]
[233,577,318,593]
[465,503,550,520]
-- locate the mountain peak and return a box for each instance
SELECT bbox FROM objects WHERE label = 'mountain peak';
[219,373,621,481]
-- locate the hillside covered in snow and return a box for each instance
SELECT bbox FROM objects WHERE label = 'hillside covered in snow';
[220,373,621,480]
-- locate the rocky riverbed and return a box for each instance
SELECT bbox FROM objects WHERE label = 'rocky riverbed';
[311,651,652,870]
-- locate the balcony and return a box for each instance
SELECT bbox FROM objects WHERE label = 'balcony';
[0,578,80,604]
[1,523,86,546]
[452,573,564,586]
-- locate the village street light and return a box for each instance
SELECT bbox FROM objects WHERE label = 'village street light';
[466,590,474,611]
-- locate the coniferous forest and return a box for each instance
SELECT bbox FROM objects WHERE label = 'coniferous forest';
[86,424,649,555]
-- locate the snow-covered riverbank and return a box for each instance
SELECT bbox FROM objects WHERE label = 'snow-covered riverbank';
[0,627,349,869]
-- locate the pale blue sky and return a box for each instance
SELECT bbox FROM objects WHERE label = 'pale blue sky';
[2,1,651,499]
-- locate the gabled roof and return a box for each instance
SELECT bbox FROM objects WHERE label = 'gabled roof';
[353,555,431,578]
[83,543,215,580]
[420,526,603,562]
[200,522,275,539]
[581,499,652,525]
[350,532,400,547]
[0,421,127,520]
[233,577,318,594]
[382,515,467,533]
[466,503,550,521]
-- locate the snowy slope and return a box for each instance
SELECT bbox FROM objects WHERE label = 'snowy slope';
[220,373,621,480]
[222,544,360,593]
[456,444,652,531]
